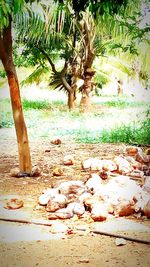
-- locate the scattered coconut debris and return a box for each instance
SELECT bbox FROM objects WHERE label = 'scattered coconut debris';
[4,198,24,210]
[38,146,150,221]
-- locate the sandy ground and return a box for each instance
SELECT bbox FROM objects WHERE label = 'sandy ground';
[0,128,150,267]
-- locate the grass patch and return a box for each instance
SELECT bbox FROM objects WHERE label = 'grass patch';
[100,124,136,144]
[76,119,150,145]
[104,99,149,108]
[22,99,51,110]
[0,99,13,128]
[0,115,13,128]
[0,96,149,145]
[75,129,101,143]
[93,96,149,108]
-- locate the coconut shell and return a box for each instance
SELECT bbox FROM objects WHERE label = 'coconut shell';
[143,200,150,218]
[90,202,108,221]
[126,147,138,156]
[114,200,135,216]
[4,198,24,210]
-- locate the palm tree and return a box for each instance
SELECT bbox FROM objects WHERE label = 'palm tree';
[0,0,32,174]
[15,0,144,111]
[15,0,79,110]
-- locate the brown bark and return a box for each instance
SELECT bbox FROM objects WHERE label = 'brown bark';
[79,69,95,112]
[79,18,96,112]
[80,95,90,113]
[67,62,78,110]
[117,80,123,96]
[38,48,76,111]
[68,90,76,110]
[0,21,32,173]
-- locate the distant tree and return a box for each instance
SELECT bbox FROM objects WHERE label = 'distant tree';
[15,0,147,111]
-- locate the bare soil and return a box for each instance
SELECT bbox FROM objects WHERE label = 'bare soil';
[0,129,150,267]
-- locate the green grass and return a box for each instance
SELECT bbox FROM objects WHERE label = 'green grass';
[75,120,150,145]
[0,99,13,128]
[22,99,51,110]
[94,97,149,108]
[0,96,149,145]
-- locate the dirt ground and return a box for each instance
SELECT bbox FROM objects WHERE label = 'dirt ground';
[0,128,150,267]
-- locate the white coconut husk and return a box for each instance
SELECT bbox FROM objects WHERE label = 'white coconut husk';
[91,202,108,221]
[58,180,86,196]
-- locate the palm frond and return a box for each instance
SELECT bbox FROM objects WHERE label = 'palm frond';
[15,1,67,49]
[21,65,49,86]
[49,71,71,93]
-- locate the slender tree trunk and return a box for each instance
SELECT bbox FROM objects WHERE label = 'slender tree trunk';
[0,21,32,173]
[79,18,96,112]
[68,90,76,110]
[79,69,95,112]
[117,80,123,96]
[80,95,90,113]
[67,62,78,110]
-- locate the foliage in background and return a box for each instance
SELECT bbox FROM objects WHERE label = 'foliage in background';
[11,0,149,105]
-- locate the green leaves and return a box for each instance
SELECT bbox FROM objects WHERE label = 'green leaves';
[21,65,49,86]
[89,0,129,17]
[0,0,25,30]
[14,0,24,14]
[0,0,41,31]
[15,1,66,49]
[0,0,12,29]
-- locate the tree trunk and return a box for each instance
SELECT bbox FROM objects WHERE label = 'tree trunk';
[79,17,96,112]
[68,90,76,110]
[117,80,123,96]
[80,95,90,113]
[79,69,95,112]
[0,21,32,173]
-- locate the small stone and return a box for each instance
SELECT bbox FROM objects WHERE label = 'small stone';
[31,166,41,177]
[10,168,20,177]
[50,221,68,233]
[115,238,127,246]
[78,259,90,263]
[51,139,62,145]
[45,149,50,152]
[63,155,74,166]
[52,167,64,176]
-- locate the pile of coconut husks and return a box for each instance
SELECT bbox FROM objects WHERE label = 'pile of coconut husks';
[38,146,150,222]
